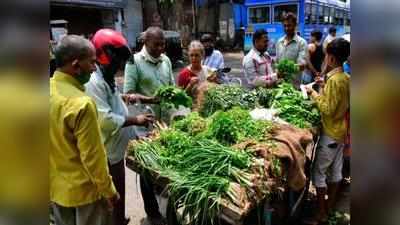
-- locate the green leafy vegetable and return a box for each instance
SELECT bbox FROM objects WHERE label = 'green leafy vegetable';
[199,85,258,117]
[207,107,273,145]
[269,83,320,128]
[172,112,208,136]
[129,131,254,225]
[276,59,300,82]
[155,85,192,110]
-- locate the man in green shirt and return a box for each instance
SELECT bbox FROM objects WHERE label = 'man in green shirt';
[124,27,175,124]
[124,26,174,225]
[275,12,308,88]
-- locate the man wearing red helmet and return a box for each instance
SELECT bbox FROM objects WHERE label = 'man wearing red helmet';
[85,29,156,225]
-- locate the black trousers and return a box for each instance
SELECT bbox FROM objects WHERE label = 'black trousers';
[140,173,162,218]
[108,160,126,225]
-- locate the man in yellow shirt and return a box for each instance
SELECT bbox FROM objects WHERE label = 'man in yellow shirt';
[50,35,119,225]
[305,38,350,224]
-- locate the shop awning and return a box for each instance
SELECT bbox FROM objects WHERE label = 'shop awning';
[51,0,127,9]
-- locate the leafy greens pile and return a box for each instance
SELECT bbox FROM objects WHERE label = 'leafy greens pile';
[199,85,258,117]
[130,130,255,225]
[268,83,320,128]
[206,107,273,145]
[129,108,273,225]
[198,83,319,129]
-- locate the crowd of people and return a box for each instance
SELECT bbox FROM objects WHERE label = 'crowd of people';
[50,12,350,225]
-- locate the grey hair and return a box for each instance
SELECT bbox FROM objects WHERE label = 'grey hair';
[54,35,94,67]
[188,40,205,56]
[143,26,164,41]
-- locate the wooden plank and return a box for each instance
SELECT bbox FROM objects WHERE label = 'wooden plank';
[125,155,291,224]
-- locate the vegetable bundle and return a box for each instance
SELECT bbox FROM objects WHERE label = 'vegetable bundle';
[276,59,300,82]
[155,85,192,110]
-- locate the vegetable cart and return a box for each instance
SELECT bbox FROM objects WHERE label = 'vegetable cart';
[126,155,259,225]
[128,81,321,225]
[126,135,317,225]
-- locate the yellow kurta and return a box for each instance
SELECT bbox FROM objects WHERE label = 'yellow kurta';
[311,68,350,142]
[50,71,116,207]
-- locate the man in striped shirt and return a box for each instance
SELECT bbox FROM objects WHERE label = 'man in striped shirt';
[242,29,277,89]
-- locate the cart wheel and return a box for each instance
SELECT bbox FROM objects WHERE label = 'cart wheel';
[166,198,181,225]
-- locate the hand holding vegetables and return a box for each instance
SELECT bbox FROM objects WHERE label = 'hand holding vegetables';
[276,59,300,82]
[125,114,154,127]
[122,93,159,104]
[154,85,193,110]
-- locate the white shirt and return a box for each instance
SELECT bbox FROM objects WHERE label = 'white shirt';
[86,65,136,165]
[203,50,225,69]
[323,34,336,52]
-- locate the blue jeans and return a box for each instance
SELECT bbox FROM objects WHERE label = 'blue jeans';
[301,72,314,84]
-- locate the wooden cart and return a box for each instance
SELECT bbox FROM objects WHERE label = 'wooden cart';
[126,131,318,225]
[126,156,256,225]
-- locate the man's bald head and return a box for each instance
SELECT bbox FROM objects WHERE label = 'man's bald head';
[54,35,95,68]
[143,27,165,58]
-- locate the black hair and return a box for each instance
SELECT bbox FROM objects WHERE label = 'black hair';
[329,26,337,34]
[326,38,350,65]
[283,12,297,24]
[311,30,323,41]
[200,33,214,43]
[252,29,268,45]
[54,35,93,68]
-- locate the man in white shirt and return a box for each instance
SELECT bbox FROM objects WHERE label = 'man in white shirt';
[323,26,337,52]
[200,33,225,70]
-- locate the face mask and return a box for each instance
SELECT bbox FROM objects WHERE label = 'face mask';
[75,71,91,85]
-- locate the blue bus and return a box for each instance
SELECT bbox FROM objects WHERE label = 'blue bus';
[242,0,351,55]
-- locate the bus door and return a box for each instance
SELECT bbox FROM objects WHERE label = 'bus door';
[269,2,299,55]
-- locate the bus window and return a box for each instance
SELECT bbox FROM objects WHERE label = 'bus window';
[249,6,270,24]
[305,3,311,24]
[311,4,317,24]
[324,6,330,24]
[273,4,298,23]
[337,10,344,25]
[345,11,351,26]
[318,5,324,24]
[330,7,336,24]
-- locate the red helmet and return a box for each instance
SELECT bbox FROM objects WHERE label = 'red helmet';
[91,29,131,65]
